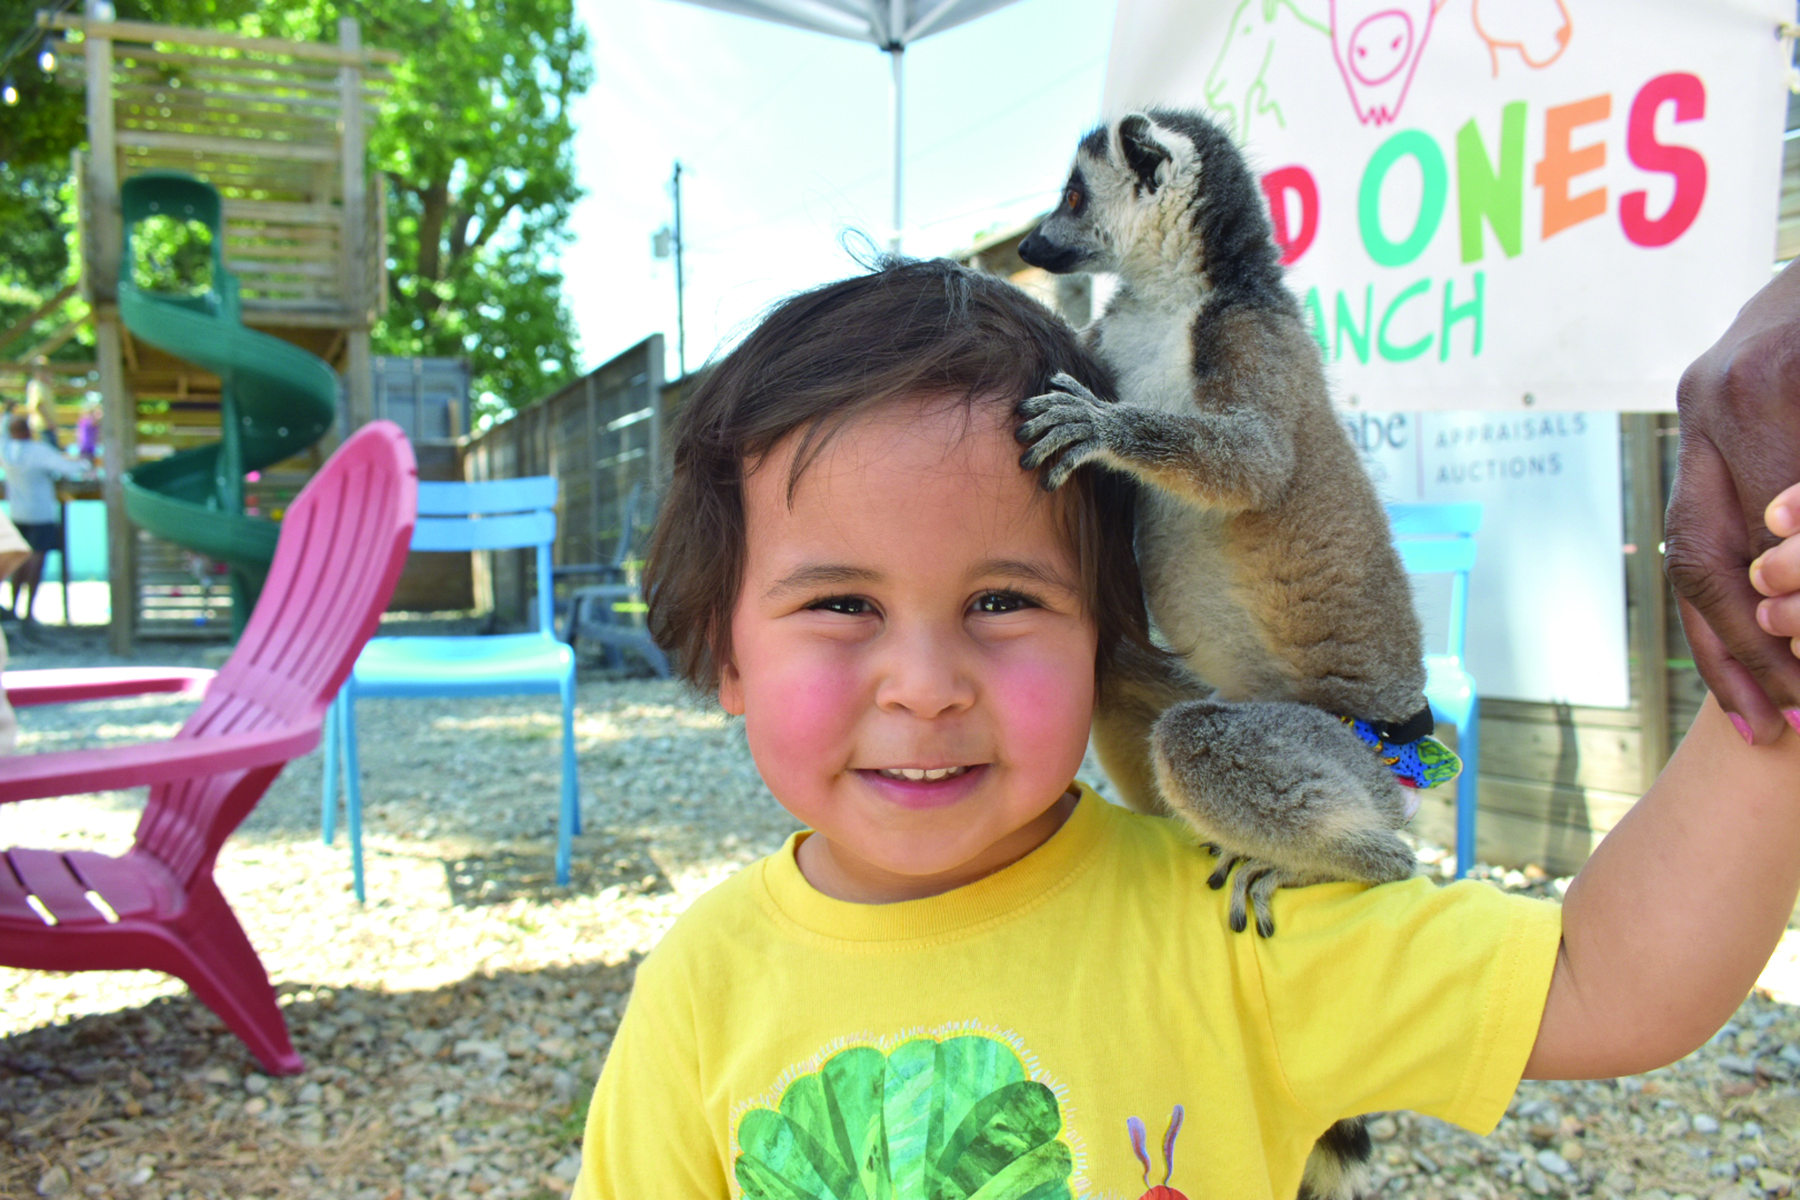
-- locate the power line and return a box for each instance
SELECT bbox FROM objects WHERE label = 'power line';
[1,0,78,75]
[2,0,79,106]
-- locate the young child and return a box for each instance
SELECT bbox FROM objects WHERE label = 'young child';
[571,259,1800,1199]
[75,399,101,466]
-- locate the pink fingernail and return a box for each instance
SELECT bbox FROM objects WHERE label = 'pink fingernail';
[1786,709,1800,736]
[1729,713,1756,745]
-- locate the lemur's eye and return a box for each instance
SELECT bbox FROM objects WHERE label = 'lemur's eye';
[1064,188,1082,212]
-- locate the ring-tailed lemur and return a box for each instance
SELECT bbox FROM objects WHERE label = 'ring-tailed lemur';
[1014,100,1448,1200]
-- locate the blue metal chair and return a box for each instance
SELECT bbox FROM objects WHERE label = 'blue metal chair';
[320,476,579,900]
[1386,502,1482,879]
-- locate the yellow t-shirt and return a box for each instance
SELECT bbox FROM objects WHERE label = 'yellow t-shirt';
[574,785,1561,1200]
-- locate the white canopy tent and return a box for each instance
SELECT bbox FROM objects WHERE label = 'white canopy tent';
[664,0,1025,247]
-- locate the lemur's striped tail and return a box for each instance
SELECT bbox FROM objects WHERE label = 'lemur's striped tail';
[1298,1116,1376,1200]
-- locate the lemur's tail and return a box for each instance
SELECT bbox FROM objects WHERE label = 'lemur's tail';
[1297,1116,1376,1200]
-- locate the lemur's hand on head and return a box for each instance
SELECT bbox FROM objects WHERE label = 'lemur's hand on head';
[1015,372,1118,491]
[1751,483,1800,676]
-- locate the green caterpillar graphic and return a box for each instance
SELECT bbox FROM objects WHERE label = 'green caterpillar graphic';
[734,1033,1075,1200]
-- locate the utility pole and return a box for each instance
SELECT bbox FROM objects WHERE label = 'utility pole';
[652,162,688,378]
[671,161,686,379]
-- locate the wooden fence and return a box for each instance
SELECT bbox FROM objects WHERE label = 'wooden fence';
[461,336,680,626]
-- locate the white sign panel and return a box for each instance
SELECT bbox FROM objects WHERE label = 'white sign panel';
[1348,409,1628,706]
[1104,0,1790,411]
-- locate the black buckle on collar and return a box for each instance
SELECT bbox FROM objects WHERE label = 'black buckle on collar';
[1362,705,1436,746]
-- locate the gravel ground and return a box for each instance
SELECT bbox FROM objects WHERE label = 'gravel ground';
[2,619,1798,1200]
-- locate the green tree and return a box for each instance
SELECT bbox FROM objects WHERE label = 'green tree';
[0,0,591,419]
[1,0,260,361]
[0,162,76,357]
[249,0,591,421]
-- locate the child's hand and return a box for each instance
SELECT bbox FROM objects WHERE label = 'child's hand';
[1752,482,1800,657]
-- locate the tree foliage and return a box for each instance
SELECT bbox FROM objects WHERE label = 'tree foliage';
[0,0,591,418]
[1,0,262,167]
[245,0,592,419]
[0,0,258,362]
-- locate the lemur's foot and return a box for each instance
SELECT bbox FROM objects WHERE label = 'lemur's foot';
[1152,698,1418,936]
[1205,851,1289,937]
[1015,371,1117,490]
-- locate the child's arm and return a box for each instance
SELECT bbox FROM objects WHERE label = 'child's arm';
[1523,488,1800,1079]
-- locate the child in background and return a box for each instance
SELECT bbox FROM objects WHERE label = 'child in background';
[75,400,100,466]
[571,259,1800,1199]
[1,413,90,624]
[24,365,60,450]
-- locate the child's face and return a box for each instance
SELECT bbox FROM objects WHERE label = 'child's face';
[719,396,1099,903]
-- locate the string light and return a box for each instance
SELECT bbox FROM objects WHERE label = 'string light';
[0,0,77,94]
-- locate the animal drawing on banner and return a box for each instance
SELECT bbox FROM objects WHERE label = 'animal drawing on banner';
[1329,0,1443,125]
[1203,0,1329,144]
[1471,0,1573,75]
[1203,0,1571,134]
[1014,104,1458,1200]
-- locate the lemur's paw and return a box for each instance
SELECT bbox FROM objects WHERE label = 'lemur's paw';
[1204,847,1240,891]
[1201,848,1284,936]
[1015,371,1113,490]
[1212,855,1285,937]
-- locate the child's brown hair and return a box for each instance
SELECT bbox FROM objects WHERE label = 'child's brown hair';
[643,257,1149,691]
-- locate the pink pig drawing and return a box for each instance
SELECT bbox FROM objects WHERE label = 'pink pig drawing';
[1329,0,1442,126]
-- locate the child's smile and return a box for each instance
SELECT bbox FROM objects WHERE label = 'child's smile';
[717,395,1099,903]
[857,763,987,809]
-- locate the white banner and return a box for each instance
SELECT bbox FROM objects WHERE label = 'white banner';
[1348,410,1629,707]
[1104,0,1790,412]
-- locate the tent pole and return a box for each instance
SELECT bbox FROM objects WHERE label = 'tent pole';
[887,43,903,253]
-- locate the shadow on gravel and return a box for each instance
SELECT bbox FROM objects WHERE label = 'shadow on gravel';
[443,834,670,908]
[1,960,639,1200]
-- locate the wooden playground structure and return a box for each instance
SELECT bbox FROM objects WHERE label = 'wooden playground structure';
[6,5,395,654]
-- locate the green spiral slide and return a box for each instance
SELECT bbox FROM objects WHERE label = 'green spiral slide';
[118,171,337,629]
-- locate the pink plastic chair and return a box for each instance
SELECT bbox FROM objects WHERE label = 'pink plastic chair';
[0,421,418,1075]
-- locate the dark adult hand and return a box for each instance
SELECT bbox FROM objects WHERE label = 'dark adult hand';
[1668,260,1800,743]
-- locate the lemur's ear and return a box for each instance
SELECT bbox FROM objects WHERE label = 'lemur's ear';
[1118,114,1171,195]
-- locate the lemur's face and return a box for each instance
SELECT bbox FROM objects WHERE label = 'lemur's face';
[1017,114,1204,281]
